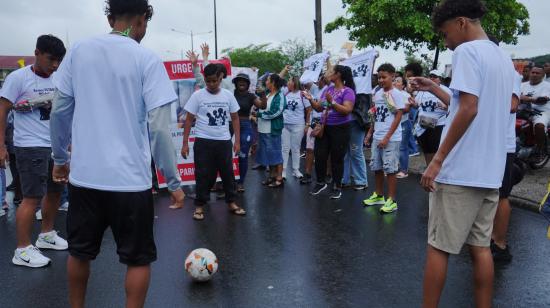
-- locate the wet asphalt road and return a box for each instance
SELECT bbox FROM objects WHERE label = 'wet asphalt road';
[0,168,549,308]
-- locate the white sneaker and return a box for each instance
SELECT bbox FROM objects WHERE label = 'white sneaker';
[292,170,304,179]
[59,202,69,211]
[12,245,51,268]
[0,209,5,217]
[36,230,68,250]
[35,209,42,221]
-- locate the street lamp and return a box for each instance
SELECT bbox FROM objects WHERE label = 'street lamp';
[213,0,218,59]
[170,28,213,51]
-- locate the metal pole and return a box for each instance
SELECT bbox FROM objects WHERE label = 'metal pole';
[214,0,218,58]
[191,30,194,51]
[315,0,322,53]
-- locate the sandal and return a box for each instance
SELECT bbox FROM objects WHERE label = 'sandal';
[193,208,205,220]
[229,205,246,216]
[268,178,284,188]
[237,184,245,193]
[262,177,275,186]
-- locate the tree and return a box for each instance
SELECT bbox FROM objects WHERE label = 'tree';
[224,44,289,76]
[280,39,317,77]
[326,0,530,68]
[403,51,434,75]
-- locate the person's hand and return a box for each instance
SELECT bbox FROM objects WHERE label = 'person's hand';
[233,141,240,156]
[408,97,418,108]
[52,164,70,184]
[168,188,185,209]
[325,92,333,104]
[186,50,199,67]
[409,77,437,92]
[364,132,372,147]
[377,136,389,149]
[421,158,442,192]
[200,43,209,60]
[535,96,550,105]
[284,64,291,71]
[251,67,258,72]
[301,91,313,101]
[181,142,190,159]
[0,146,8,169]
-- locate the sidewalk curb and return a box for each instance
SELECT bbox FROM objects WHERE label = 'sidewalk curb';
[510,195,540,213]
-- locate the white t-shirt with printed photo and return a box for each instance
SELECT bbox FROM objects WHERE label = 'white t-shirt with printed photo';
[436,40,516,189]
[185,88,239,140]
[53,34,178,192]
[0,65,55,147]
[415,85,452,126]
[520,80,550,112]
[372,88,407,142]
[284,91,311,125]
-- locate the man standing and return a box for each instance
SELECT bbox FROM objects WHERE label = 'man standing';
[0,34,68,268]
[50,0,184,307]
[416,0,517,307]
[543,62,550,82]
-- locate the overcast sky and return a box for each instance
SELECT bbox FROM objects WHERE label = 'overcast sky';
[1,0,548,69]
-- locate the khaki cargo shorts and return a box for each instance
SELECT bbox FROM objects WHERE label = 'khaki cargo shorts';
[428,183,499,254]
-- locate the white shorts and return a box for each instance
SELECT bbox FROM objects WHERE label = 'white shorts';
[533,110,550,129]
[306,127,315,150]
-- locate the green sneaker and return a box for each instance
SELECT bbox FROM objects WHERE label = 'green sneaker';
[363,192,385,206]
[380,198,398,213]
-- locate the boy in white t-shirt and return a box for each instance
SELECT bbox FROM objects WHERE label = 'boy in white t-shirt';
[415,1,518,306]
[363,63,406,213]
[182,64,246,220]
[0,35,68,268]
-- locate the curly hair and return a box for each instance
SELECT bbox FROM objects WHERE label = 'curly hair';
[432,0,487,29]
[105,0,153,21]
[404,62,423,77]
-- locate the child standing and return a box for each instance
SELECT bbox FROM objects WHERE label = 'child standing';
[363,64,407,213]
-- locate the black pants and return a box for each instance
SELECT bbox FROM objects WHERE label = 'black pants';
[194,138,237,206]
[8,152,22,200]
[314,123,351,187]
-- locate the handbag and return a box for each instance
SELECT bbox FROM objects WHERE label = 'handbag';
[311,107,329,138]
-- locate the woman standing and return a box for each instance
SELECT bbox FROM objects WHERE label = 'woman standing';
[306,65,356,199]
[393,76,412,178]
[282,76,311,179]
[256,74,286,188]
[232,73,267,192]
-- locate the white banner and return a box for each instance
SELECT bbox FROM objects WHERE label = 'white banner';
[300,52,329,84]
[231,67,258,93]
[341,50,377,94]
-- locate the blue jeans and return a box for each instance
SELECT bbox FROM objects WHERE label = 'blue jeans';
[60,186,69,205]
[408,108,419,154]
[237,119,253,184]
[400,120,412,172]
[0,168,5,203]
[342,120,368,186]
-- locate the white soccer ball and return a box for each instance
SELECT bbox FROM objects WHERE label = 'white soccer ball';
[185,248,219,282]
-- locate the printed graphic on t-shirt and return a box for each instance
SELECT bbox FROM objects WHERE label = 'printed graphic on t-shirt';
[206,106,228,126]
[375,105,390,122]
[352,63,369,78]
[286,98,300,111]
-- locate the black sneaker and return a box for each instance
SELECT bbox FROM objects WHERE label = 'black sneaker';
[491,241,512,263]
[300,174,312,184]
[310,183,328,195]
[353,184,368,191]
[329,189,342,200]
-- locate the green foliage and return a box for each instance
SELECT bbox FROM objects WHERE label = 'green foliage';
[326,0,530,53]
[280,39,316,76]
[225,44,289,76]
[529,54,550,66]
[403,51,434,75]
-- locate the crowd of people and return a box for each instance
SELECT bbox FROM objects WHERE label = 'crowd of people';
[0,0,548,307]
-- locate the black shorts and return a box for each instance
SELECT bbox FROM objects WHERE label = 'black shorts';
[499,153,515,199]
[416,125,444,154]
[67,184,157,265]
[14,146,65,198]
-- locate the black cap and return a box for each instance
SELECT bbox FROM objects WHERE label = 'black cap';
[232,73,251,85]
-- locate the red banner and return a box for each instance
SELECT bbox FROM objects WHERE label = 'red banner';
[164,59,232,80]
[156,158,240,185]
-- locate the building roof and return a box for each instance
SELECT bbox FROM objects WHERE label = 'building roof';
[0,56,35,69]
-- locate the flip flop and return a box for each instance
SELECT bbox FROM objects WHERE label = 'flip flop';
[193,209,205,220]
[229,206,246,216]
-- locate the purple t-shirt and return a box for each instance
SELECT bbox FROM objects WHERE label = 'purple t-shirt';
[321,86,356,125]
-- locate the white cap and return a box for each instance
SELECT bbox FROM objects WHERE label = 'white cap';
[429,69,444,78]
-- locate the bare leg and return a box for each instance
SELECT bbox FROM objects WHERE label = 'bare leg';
[41,191,62,233]
[470,245,494,308]
[387,173,397,200]
[492,198,511,248]
[275,164,283,181]
[67,255,90,308]
[305,149,314,174]
[16,197,41,247]
[125,265,151,308]
[422,245,449,308]
[374,171,384,196]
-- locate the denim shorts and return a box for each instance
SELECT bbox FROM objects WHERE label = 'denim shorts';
[370,139,400,174]
[14,147,65,198]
